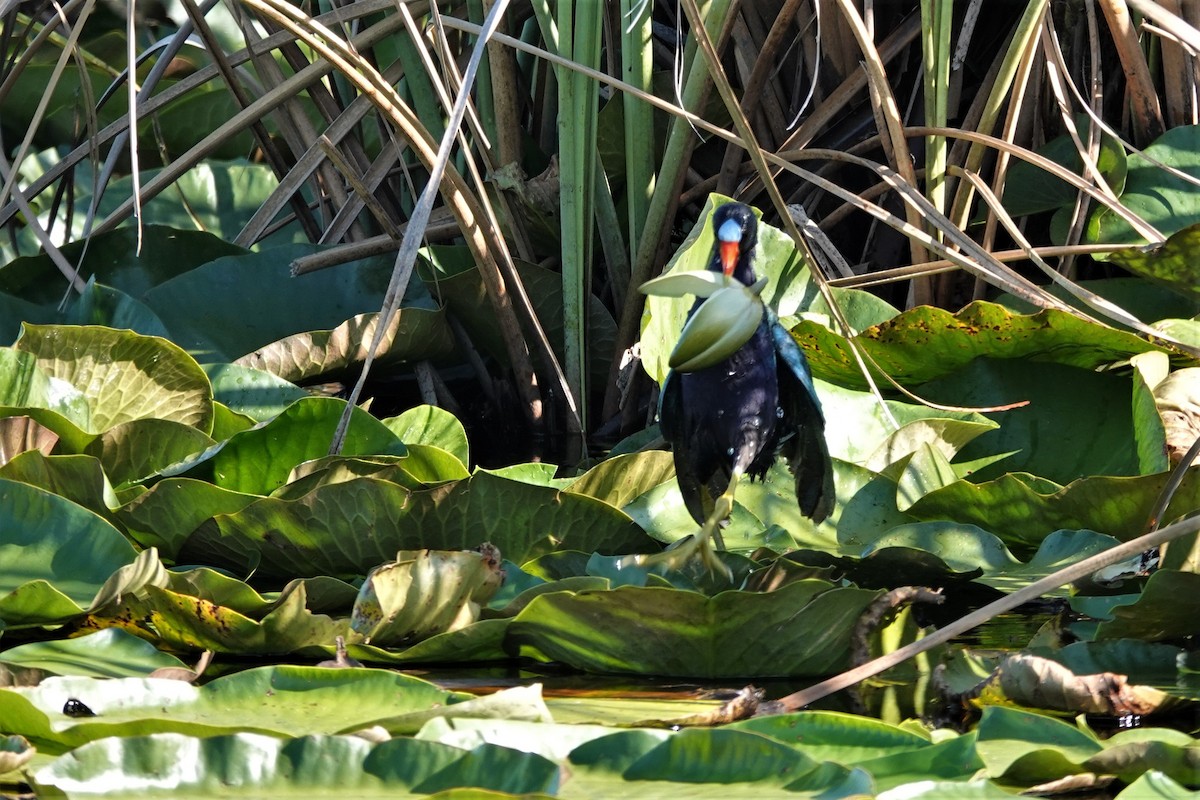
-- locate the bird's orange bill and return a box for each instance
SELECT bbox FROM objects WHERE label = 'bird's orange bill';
[720,240,739,275]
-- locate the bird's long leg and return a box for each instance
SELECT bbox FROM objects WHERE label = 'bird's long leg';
[620,470,742,580]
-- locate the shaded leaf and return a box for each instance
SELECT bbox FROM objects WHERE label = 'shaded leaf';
[235,308,455,385]
[0,629,187,678]
[509,581,879,678]
[0,479,138,627]
[203,364,308,423]
[178,472,654,580]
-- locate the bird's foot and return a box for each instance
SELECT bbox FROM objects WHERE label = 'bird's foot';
[617,533,733,581]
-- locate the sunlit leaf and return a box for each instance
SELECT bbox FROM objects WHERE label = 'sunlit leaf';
[792,302,1166,390]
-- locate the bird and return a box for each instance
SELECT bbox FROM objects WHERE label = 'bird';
[639,202,835,576]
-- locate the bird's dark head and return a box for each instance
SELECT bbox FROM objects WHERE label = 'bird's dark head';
[711,203,758,285]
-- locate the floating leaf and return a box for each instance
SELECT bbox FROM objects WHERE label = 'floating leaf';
[383,405,470,467]
[211,396,406,495]
[0,629,187,678]
[0,478,138,627]
[0,665,464,753]
[204,364,308,423]
[509,581,879,678]
[235,308,455,385]
[567,451,676,509]
[974,706,1102,784]
[14,324,214,435]
[792,301,1166,389]
[0,226,244,308]
[141,244,395,362]
[178,471,654,580]
[351,547,504,646]
[1094,570,1200,642]
[906,470,1200,551]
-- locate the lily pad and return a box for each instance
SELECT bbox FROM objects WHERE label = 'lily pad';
[203,364,308,423]
[0,628,187,678]
[791,301,1167,389]
[1086,124,1200,248]
[33,731,561,797]
[210,396,406,495]
[0,665,465,753]
[508,581,880,678]
[906,469,1200,551]
[1094,570,1200,641]
[116,477,260,558]
[383,404,470,467]
[178,471,655,580]
[0,225,245,307]
[140,244,395,362]
[0,478,138,627]
[235,307,456,385]
[13,324,214,435]
[0,451,119,518]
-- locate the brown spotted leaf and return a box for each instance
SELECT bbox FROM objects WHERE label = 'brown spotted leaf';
[792,301,1168,388]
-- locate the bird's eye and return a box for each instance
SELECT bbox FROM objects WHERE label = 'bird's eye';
[717,218,742,243]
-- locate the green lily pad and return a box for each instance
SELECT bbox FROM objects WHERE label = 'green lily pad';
[210,396,406,495]
[0,451,119,518]
[918,358,1141,484]
[36,731,562,797]
[84,418,216,488]
[116,477,260,559]
[566,451,676,509]
[203,364,308,423]
[792,301,1167,390]
[14,324,214,435]
[0,665,465,753]
[140,244,395,363]
[383,404,470,467]
[508,581,880,678]
[907,470,1200,551]
[178,471,655,580]
[1094,570,1200,641]
[0,478,138,627]
[974,706,1101,784]
[235,307,456,385]
[1086,729,1200,788]
[0,226,245,308]
[1114,769,1197,798]
[63,279,172,339]
[351,548,504,646]
[729,712,984,790]
[1107,224,1200,302]
[864,524,1120,594]
[0,628,187,678]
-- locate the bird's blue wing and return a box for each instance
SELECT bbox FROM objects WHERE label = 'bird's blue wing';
[768,309,823,419]
[769,310,835,523]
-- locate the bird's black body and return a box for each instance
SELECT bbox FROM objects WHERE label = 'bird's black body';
[660,203,834,532]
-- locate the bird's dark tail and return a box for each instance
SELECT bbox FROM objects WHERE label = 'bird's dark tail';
[792,422,834,524]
